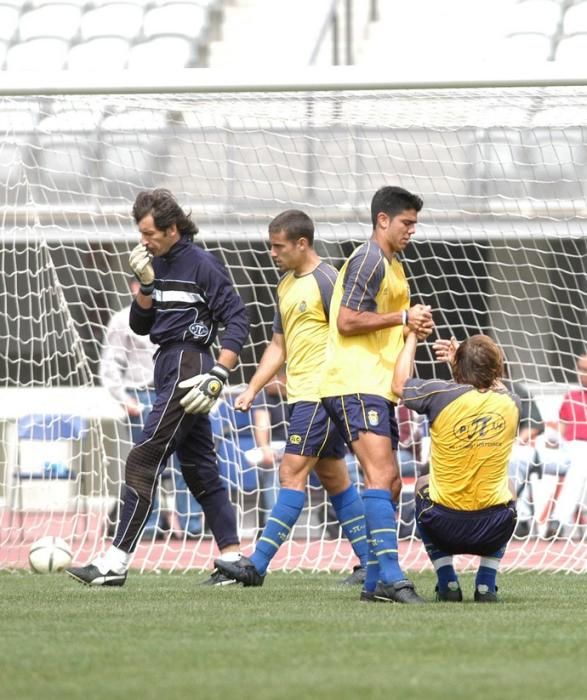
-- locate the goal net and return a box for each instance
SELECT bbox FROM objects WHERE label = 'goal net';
[0,81,585,574]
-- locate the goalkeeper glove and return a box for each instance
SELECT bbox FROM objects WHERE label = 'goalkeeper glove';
[129,243,155,295]
[179,365,229,414]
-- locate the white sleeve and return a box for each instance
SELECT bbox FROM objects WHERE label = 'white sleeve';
[99,314,130,405]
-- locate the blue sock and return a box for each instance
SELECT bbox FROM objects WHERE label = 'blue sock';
[330,484,368,568]
[362,489,404,584]
[250,488,305,575]
[475,548,504,592]
[418,526,459,592]
[363,530,380,593]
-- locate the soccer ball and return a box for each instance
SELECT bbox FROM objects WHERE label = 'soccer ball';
[28,536,72,574]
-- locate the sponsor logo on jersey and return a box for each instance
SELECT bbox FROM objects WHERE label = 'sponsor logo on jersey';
[367,410,379,426]
[298,301,307,313]
[289,434,302,445]
[453,412,506,444]
[189,322,209,338]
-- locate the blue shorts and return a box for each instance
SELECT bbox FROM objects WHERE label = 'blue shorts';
[284,401,346,459]
[321,394,399,450]
[415,483,517,556]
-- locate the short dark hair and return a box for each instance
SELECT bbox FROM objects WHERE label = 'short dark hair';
[452,335,504,390]
[371,186,423,227]
[132,189,198,241]
[268,209,314,245]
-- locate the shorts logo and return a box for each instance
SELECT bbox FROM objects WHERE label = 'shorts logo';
[367,410,379,426]
[453,412,506,444]
[289,434,302,445]
[189,322,209,338]
[298,301,307,313]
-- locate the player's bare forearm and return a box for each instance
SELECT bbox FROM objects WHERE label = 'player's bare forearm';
[248,333,286,395]
[338,304,434,337]
[391,332,418,398]
[216,348,239,372]
[337,305,403,336]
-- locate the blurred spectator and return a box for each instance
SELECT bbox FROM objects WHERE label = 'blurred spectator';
[100,279,202,539]
[505,378,545,537]
[545,351,587,538]
[247,372,289,527]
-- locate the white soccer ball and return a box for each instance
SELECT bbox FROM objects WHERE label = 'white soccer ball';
[28,536,72,574]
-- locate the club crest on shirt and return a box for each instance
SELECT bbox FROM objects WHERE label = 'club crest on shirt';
[289,434,302,445]
[189,322,209,338]
[367,410,379,426]
[298,301,307,313]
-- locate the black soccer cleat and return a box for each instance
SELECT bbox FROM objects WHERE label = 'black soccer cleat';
[340,565,367,586]
[199,568,238,586]
[474,585,499,603]
[214,556,265,587]
[359,589,377,602]
[374,579,426,604]
[435,583,463,602]
[66,564,127,587]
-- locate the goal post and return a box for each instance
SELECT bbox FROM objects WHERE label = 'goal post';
[0,70,586,574]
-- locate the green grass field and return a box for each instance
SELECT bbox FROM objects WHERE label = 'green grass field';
[1,570,585,700]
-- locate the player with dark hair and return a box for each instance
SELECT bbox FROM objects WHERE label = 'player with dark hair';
[67,188,249,586]
[215,209,368,587]
[320,185,434,604]
[393,334,520,602]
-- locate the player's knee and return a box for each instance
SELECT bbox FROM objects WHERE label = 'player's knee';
[125,443,162,500]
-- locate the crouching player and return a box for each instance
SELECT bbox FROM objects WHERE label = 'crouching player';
[391,333,520,602]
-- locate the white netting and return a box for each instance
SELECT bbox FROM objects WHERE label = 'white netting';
[0,85,585,573]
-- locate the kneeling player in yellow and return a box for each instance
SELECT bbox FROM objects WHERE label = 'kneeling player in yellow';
[215,210,368,586]
[392,333,520,602]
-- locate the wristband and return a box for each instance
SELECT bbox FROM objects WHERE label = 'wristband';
[402,310,408,326]
[211,364,230,382]
[139,282,154,295]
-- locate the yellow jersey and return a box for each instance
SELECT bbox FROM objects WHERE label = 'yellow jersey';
[273,262,338,404]
[403,378,521,510]
[319,240,409,402]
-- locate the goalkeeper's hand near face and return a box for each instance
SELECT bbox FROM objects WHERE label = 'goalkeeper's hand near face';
[179,365,229,414]
[129,243,155,295]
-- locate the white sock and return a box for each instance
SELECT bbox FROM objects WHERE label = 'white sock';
[218,551,241,563]
[94,546,131,574]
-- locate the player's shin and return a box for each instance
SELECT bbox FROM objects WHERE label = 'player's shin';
[250,488,305,575]
[330,484,368,568]
[362,489,404,584]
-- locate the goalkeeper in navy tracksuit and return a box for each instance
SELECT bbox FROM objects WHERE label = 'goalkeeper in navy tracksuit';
[67,189,249,586]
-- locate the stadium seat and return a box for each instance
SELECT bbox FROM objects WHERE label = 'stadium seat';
[474,129,532,199]
[27,0,87,6]
[19,4,82,43]
[5,37,69,71]
[88,0,150,6]
[506,0,563,35]
[500,32,553,61]
[142,2,208,40]
[562,1,587,35]
[0,108,38,204]
[555,33,587,61]
[98,109,168,198]
[127,36,195,69]
[67,37,130,70]
[80,3,145,41]
[0,5,19,43]
[33,110,102,205]
[9,414,86,529]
